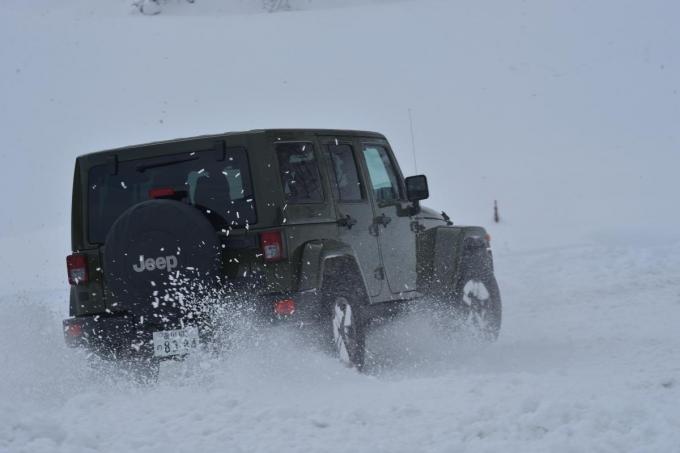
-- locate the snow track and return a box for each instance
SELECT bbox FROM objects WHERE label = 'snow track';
[1,244,678,453]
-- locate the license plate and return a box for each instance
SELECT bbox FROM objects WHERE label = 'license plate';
[152,326,200,358]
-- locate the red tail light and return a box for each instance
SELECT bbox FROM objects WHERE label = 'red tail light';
[149,187,176,199]
[260,231,284,262]
[66,254,88,285]
[274,299,296,316]
[65,323,83,337]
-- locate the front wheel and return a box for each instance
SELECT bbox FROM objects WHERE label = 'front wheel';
[456,273,502,341]
[442,254,502,342]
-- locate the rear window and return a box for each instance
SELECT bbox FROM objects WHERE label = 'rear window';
[87,147,256,244]
[276,142,324,203]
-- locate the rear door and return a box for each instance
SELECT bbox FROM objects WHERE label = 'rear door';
[320,137,383,298]
[360,141,418,295]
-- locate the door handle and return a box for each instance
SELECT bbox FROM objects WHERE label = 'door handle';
[337,214,357,229]
[374,213,392,227]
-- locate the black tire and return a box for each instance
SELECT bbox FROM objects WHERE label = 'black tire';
[452,255,502,342]
[321,267,367,371]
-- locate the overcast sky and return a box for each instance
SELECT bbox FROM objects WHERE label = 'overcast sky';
[0,0,678,290]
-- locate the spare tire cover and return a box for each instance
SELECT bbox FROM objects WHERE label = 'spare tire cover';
[104,199,221,324]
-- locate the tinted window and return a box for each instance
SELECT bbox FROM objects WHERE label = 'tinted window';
[327,144,363,202]
[276,142,323,203]
[362,145,403,203]
[87,147,256,243]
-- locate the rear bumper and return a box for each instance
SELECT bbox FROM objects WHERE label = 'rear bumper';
[63,315,161,359]
[63,289,323,359]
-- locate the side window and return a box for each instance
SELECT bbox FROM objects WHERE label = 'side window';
[276,142,324,203]
[327,144,363,202]
[362,145,403,203]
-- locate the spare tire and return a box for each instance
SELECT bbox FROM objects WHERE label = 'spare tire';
[103,199,222,325]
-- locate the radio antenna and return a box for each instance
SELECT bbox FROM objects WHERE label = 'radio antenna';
[408,108,418,174]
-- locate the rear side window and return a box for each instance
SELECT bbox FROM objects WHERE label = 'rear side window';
[276,142,324,203]
[87,147,256,244]
[327,143,363,202]
[362,145,403,203]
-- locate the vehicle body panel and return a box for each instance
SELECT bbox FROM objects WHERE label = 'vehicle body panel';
[65,128,495,360]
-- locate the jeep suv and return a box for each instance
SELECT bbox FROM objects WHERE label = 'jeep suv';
[63,129,501,373]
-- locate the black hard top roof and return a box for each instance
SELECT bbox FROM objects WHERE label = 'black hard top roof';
[79,129,386,160]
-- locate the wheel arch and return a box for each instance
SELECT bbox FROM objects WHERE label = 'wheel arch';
[417,225,494,295]
[297,239,369,297]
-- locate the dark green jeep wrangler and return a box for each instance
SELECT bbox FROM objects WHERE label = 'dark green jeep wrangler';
[63,129,500,373]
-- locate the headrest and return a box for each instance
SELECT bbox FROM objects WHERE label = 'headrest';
[194,174,231,208]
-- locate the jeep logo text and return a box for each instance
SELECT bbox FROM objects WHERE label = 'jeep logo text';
[133,255,178,273]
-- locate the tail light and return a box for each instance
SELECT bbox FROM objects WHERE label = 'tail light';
[65,322,83,337]
[274,298,296,316]
[260,231,284,262]
[66,253,89,285]
[149,187,176,199]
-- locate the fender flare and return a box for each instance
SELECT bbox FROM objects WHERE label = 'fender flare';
[297,239,369,294]
[417,225,493,295]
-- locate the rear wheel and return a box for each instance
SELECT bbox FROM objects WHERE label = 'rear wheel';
[321,265,367,370]
[330,295,365,370]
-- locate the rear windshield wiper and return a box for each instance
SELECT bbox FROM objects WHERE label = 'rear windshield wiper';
[136,155,200,173]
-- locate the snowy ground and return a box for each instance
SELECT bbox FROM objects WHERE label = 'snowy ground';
[1,243,679,453]
[1,0,679,451]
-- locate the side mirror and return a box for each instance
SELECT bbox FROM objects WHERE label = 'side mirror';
[405,175,429,202]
